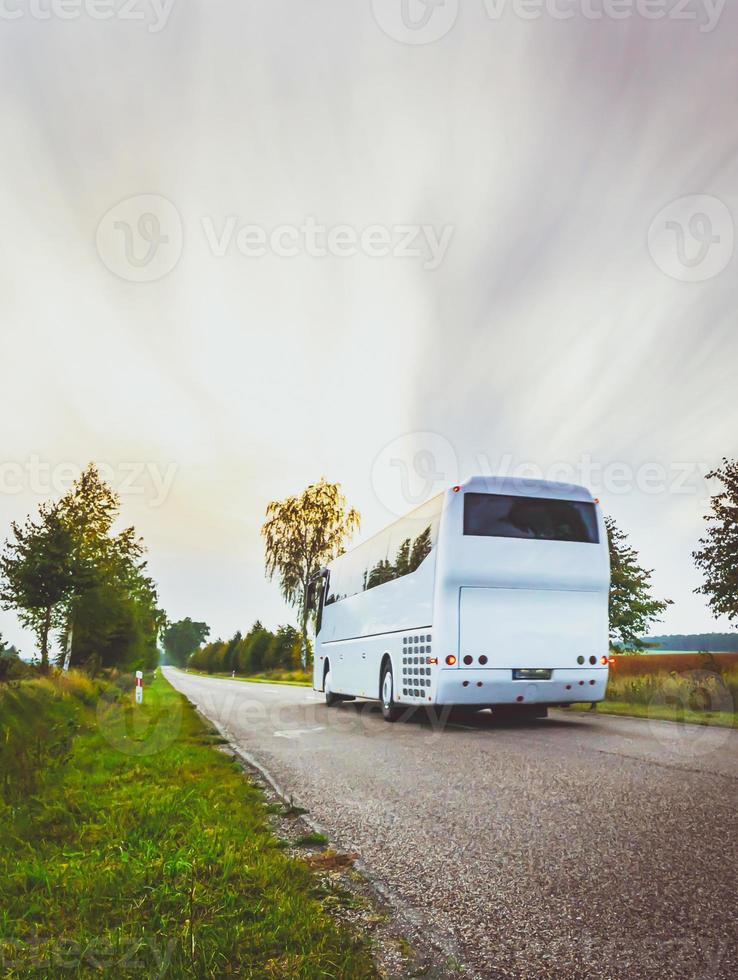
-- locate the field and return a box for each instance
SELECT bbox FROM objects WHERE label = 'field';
[609,651,738,677]
[583,652,738,727]
[0,671,375,978]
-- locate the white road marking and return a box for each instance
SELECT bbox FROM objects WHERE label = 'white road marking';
[273,726,326,740]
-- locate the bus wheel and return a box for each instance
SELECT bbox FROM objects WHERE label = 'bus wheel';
[324,668,340,707]
[380,663,402,723]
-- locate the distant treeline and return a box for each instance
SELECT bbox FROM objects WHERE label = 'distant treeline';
[643,633,738,652]
[187,622,311,675]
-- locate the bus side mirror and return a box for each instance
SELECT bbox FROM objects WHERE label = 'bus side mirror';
[306,581,317,612]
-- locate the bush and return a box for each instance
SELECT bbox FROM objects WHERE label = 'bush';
[0,653,34,683]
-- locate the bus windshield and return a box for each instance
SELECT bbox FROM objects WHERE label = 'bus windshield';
[463,493,599,543]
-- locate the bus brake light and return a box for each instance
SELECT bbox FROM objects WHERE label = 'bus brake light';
[445,655,457,666]
[600,655,609,665]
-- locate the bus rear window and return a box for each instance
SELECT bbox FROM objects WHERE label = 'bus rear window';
[463,493,599,543]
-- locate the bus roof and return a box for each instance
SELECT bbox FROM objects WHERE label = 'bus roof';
[318,476,597,578]
[457,476,596,502]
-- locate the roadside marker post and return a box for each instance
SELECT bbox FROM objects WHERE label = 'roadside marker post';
[135,670,143,705]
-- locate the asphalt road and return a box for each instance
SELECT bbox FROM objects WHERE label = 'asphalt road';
[163,668,738,980]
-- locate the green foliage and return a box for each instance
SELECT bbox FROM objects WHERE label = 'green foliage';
[0,671,102,802]
[365,525,431,591]
[262,478,359,667]
[0,634,30,682]
[0,464,164,673]
[0,502,77,670]
[604,667,738,713]
[0,674,376,977]
[605,515,671,650]
[161,618,210,666]
[59,465,164,672]
[694,458,738,622]
[188,622,310,676]
[266,624,303,672]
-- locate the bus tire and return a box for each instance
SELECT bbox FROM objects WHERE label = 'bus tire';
[380,662,402,723]
[324,667,340,707]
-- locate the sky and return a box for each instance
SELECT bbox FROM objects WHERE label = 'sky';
[1,1,737,654]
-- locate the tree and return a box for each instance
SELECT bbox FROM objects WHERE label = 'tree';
[693,458,738,623]
[266,624,303,671]
[57,465,164,672]
[605,515,671,650]
[0,502,76,671]
[262,479,360,668]
[162,618,210,666]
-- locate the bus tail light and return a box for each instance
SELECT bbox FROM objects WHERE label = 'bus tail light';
[428,657,438,665]
[445,655,457,666]
[600,655,609,666]
[608,656,615,665]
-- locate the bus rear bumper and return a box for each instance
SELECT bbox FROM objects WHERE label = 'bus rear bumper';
[434,668,608,706]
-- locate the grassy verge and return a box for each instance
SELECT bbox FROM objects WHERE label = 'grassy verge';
[184,668,312,688]
[565,700,737,728]
[0,672,375,978]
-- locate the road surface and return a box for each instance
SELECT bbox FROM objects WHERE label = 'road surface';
[163,668,737,979]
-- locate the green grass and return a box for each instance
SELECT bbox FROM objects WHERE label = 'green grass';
[185,669,312,688]
[566,700,737,728]
[0,673,375,978]
[294,832,330,848]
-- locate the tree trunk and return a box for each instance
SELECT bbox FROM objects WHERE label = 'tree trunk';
[62,619,74,672]
[40,605,52,673]
[300,586,309,671]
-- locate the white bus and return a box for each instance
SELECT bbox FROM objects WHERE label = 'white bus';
[310,476,611,722]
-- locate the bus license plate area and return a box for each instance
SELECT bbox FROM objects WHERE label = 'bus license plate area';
[512,668,552,681]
